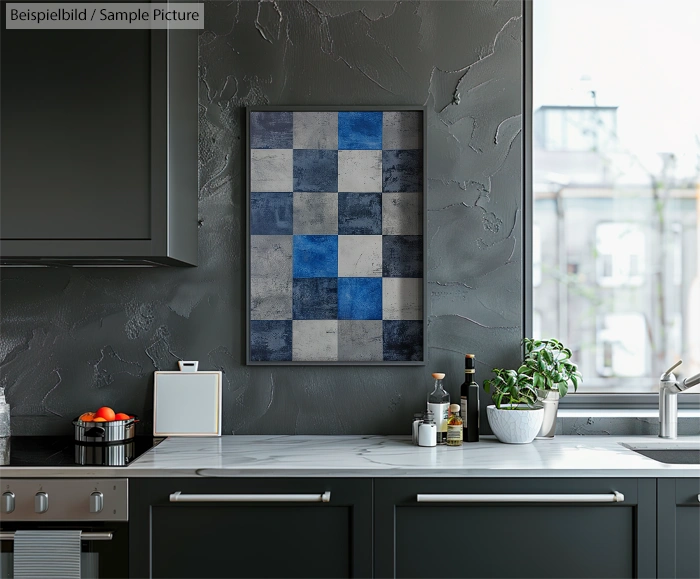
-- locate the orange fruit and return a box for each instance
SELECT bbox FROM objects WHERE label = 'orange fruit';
[94,407,116,421]
[92,417,107,422]
[78,412,95,422]
[114,412,130,421]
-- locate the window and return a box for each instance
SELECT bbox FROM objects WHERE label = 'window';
[533,0,700,393]
[532,225,542,287]
[595,313,647,379]
[595,223,645,287]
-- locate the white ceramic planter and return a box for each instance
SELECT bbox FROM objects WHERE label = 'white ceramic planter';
[536,389,560,439]
[486,404,545,444]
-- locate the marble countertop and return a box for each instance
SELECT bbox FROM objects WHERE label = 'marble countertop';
[3,435,700,478]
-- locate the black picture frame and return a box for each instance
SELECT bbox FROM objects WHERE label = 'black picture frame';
[245,105,428,366]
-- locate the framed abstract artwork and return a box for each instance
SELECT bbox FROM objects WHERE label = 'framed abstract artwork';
[246,106,426,365]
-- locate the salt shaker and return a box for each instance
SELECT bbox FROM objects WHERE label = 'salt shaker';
[418,411,437,447]
[411,413,424,445]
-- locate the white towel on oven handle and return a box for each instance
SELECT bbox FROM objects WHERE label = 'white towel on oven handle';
[13,530,81,579]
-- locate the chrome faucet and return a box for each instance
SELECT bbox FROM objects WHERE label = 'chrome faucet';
[659,360,700,438]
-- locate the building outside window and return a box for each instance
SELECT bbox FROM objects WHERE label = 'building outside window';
[533,0,700,393]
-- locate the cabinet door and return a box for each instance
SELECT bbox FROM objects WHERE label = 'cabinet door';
[375,478,656,579]
[1,24,152,241]
[658,478,700,578]
[129,478,372,579]
[0,4,197,265]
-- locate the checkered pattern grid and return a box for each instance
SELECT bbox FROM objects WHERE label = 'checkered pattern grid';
[249,110,423,362]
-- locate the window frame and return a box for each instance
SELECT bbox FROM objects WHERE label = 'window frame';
[523,2,698,409]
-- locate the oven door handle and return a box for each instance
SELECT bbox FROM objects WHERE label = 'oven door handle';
[0,532,113,541]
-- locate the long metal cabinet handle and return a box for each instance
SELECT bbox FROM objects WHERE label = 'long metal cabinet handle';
[416,492,625,503]
[0,532,113,541]
[169,491,331,503]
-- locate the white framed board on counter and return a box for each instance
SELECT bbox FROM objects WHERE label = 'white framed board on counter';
[154,361,222,436]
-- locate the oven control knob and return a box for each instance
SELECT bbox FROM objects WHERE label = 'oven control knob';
[35,492,49,514]
[2,491,15,514]
[89,492,104,514]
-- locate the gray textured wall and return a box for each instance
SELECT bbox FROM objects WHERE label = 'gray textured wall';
[1,0,526,436]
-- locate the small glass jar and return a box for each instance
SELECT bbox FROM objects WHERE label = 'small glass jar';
[446,403,463,446]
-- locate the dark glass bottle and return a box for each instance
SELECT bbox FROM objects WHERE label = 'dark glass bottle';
[460,354,480,442]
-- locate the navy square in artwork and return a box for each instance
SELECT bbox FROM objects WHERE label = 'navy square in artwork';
[383,320,423,361]
[338,193,382,235]
[293,235,338,278]
[293,150,338,192]
[250,111,293,149]
[250,320,293,361]
[382,149,423,192]
[338,277,382,320]
[383,235,423,278]
[293,278,338,320]
[250,192,293,235]
[338,111,383,150]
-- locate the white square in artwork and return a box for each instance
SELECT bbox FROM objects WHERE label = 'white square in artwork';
[338,235,382,277]
[338,150,382,192]
[293,193,338,234]
[383,278,423,320]
[251,149,293,192]
[293,112,339,149]
[292,320,338,361]
[382,192,422,235]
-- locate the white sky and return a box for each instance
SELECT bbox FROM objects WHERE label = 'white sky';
[534,0,700,178]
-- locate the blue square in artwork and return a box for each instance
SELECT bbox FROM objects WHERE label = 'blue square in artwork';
[293,278,338,320]
[293,150,338,192]
[250,320,292,361]
[338,111,383,150]
[338,193,382,235]
[293,235,338,278]
[250,111,293,149]
[250,192,293,235]
[383,320,423,361]
[382,149,423,192]
[383,235,422,278]
[338,278,382,320]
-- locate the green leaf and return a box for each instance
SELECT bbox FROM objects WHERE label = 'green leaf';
[558,382,568,397]
[533,372,544,390]
[542,349,553,365]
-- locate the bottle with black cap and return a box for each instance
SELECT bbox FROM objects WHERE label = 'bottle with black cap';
[461,354,480,442]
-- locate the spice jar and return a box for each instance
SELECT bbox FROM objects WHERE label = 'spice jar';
[446,403,463,446]
[418,411,437,447]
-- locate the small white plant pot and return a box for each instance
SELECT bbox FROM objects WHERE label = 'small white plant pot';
[486,404,545,444]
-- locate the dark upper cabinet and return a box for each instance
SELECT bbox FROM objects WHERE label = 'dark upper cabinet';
[658,478,700,579]
[0,13,197,266]
[374,478,657,579]
[129,478,373,579]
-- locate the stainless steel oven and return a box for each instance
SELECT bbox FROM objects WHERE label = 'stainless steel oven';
[0,479,128,579]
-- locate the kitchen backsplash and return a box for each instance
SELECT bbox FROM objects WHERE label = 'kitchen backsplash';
[2,1,665,438]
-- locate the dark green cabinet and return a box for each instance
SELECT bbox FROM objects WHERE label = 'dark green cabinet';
[374,478,657,579]
[129,478,373,579]
[658,478,700,579]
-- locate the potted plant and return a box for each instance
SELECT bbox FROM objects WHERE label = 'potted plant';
[484,368,544,444]
[519,338,582,438]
